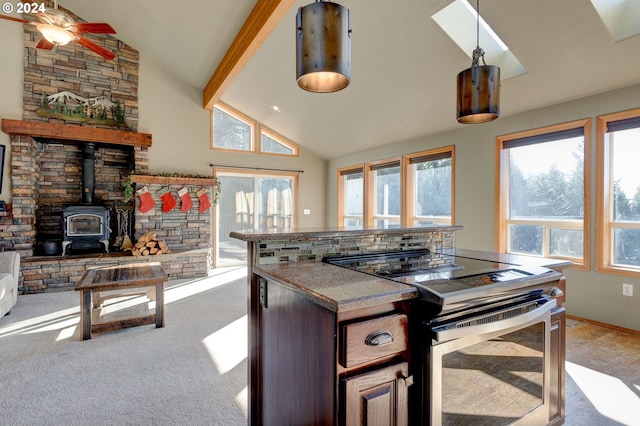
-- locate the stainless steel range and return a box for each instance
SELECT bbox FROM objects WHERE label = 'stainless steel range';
[326,249,563,425]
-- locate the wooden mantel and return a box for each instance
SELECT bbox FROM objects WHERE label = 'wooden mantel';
[1,119,152,147]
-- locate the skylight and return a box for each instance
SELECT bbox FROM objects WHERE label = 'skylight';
[590,0,640,42]
[432,0,526,81]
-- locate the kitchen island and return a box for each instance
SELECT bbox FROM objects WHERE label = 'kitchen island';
[231,226,569,425]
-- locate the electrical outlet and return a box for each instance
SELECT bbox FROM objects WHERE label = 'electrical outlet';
[622,283,633,297]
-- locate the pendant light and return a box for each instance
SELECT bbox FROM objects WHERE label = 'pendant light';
[456,0,500,124]
[296,0,351,93]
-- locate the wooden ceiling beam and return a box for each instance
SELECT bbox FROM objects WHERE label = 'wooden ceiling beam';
[202,0,296,110]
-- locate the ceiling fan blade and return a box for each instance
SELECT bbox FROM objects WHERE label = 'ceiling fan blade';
[36,38,55,50]
[75,22,116,34]
[0,14,30,24]
[76,34,115,60]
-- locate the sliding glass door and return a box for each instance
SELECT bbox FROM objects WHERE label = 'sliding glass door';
[214,170,297,267]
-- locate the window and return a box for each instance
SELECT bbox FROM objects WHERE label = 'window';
[496,120,591,268]
[597,108,640,275]
[368,159,402,228]
[259,126,299,156]
[337,148,455,228]
[338,166,364,227]
[212,103,255,152]
[211,102,299,156]
[406,147,455,226]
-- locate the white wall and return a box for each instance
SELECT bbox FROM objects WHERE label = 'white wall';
[327,84,640,331]
[0,22,24,201]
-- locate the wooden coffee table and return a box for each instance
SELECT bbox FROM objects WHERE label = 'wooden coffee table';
[75,262,168,340]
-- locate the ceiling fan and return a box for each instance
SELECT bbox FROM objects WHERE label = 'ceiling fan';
[0,0,116,60]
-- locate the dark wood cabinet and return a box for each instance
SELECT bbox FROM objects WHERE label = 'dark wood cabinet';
[253,275,336,425]
[251,273,412,425]
[342,361,411,426]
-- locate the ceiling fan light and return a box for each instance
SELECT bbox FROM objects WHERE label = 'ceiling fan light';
[456,64,500,124]
[296,1,351,93]
[37,23,74,45]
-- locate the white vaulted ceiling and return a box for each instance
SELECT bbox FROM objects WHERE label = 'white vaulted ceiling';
[42,0,640,159]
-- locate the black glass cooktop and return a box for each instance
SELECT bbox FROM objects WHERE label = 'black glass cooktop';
[325,249,559,303]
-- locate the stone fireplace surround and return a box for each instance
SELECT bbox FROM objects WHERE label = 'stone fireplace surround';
[1,120,212,293]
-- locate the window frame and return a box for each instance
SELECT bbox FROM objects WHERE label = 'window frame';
[337,165,365,227]
[211,102,256,152]
[596,107,640,277]
[495,119,591,270]
[259,125,299,157]
[337,147,456,228]
[366,157,403,228]
[211,102,300,156]
[404,146,455,226]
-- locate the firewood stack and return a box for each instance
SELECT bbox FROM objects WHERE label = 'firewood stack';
[129,231,171,256]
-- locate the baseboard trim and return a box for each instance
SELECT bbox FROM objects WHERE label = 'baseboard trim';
[566,314,640,335]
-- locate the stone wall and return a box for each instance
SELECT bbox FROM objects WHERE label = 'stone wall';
[20,249,210,293]
[23,1,139,130]
[133,182,214,252]
[35,140,134,239]
[0,134,147,257]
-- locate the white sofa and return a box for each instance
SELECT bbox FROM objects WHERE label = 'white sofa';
[0,251,20,316]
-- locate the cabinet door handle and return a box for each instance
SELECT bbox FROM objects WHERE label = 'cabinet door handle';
[365,330,393,346]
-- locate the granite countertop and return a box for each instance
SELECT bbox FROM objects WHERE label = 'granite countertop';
[230,225,463,242]
[253,261,418,313]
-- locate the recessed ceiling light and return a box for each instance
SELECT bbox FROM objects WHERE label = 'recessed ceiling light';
[270,105,281,112]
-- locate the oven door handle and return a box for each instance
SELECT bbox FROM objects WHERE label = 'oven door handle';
[431,297,556,342]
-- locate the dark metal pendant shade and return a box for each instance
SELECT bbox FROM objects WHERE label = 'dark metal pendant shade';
[456,0,500,124]
[456,64,500,124]
[296,1,351,93]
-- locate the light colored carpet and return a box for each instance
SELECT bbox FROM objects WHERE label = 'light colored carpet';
[0,267,249,426]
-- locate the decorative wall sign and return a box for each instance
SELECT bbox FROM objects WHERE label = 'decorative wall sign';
[36,90,128,128]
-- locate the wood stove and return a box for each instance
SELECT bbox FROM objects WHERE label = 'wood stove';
[62,205,110,255]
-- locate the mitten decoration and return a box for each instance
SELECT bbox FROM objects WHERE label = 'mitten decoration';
[159,187,177,213]
[178,187,193,212]
[136,186,155,213]
[197,187,211,212]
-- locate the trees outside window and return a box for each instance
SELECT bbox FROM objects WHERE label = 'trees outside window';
[406,148,454,226]
[337,147,455,228]
[496,120,591,268]
[211,103,299,156]
[597,108,640,275]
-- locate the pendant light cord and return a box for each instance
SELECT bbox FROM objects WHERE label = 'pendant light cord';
[471,0,486,83]
[476,0,480,50]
